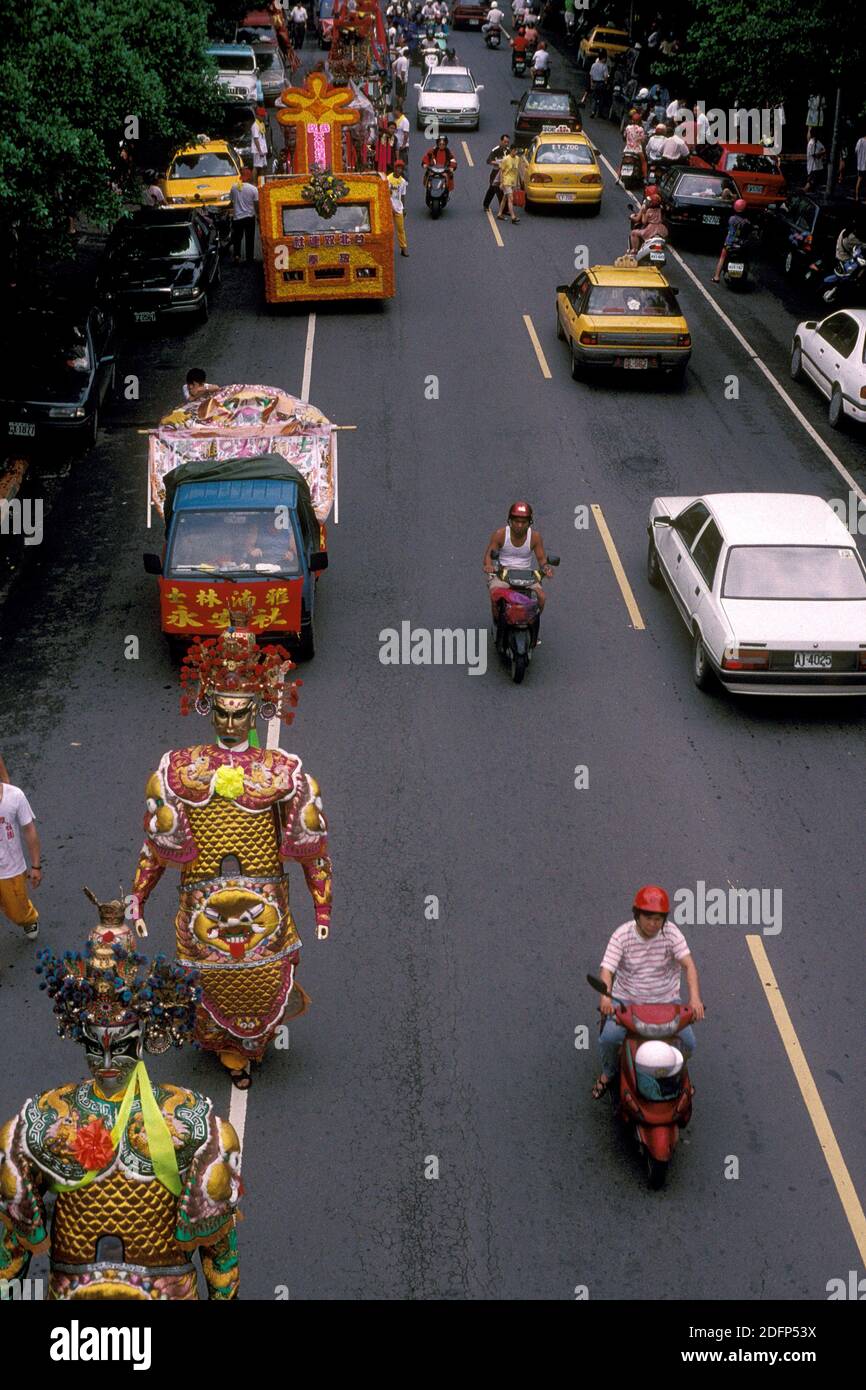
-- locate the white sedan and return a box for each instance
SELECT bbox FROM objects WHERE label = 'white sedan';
[414,67,484,131]
[791,308,866,429]
[647,492,866,695]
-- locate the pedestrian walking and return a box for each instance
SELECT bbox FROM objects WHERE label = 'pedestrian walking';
[482,133,511,212]
[496,148,522,224]
[588,53,609,119]
[394,106,411,160]
[388,161,410,256]
[0,780,41,940]
[230,171,259,263]
[854,129,866,201]
[805,128,826,191]
[290,2,308,48]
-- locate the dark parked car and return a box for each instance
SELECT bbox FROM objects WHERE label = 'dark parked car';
[0,302,116,455]
[764,191,866,278]
[656,166,739,241]
[511,89,583,148]
[100,210,221,328]
[451,0,490,30]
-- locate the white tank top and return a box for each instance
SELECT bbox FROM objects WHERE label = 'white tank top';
[500,524,533,568]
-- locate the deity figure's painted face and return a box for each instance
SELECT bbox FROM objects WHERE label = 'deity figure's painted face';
[212,695,257,746]
[82,1021,141,1099]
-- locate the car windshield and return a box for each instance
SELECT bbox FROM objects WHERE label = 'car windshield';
[525,92,572,112]
[676,173,734,198]
[117,226,198,258]
[723,546,866,600]
[170,151,238,179]
[257,49,283,72]
[214,53,256,74]
[586,285,679,315]
[426,74,474,93]
[727,153,777,174]
[281,203,371,233]
[6,316,91,381]
[535,142,593,164]
[168,510,300,575]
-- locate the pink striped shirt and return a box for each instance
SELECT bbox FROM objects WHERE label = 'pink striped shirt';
[600,919,691,1002]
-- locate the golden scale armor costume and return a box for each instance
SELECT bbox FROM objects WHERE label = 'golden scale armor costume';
[0,891,240,1300]
[129,600,333,1084]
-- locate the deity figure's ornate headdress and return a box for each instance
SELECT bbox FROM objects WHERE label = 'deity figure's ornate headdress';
[178,595,302,725]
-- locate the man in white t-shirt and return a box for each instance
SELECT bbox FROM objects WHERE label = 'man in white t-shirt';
[592,884,704,1098]
[0,783,41,938]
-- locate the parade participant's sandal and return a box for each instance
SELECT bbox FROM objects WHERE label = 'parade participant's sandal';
[228,1064,252,1091]
[512,217,520,224]
[22,922,39,939]
[401,249,409,256]
[591,1074,612,1100]
[711,276,720,284]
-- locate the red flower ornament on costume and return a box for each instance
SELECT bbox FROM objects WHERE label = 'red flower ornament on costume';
[72,1116,116,1171]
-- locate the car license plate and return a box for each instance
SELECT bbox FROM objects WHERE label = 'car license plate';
[556,193,575,202]
[469,17,479,23]
[727,261,745,274]
[8,421,35,437]
[746,184,762,193]
[623,357,648,370]
[793,651,832,669]
[135,310,157,323]
[702,214,720,225]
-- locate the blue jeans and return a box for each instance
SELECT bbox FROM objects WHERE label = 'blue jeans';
[599,1004,696,1078]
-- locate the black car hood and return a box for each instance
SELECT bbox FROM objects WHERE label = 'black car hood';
[111,257,202,289]
[2,374,90,407]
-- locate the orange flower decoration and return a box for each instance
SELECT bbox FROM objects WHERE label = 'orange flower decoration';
[72,1116,115,1171]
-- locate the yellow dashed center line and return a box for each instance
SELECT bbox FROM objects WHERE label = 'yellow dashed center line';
[461,140,474,167]
[591,504,645,630]
[486,207,504,247]
[523,313,552,378]
[747,936,866,1266]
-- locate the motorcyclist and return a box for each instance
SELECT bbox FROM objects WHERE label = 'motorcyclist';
[628,191,667,253]
[483,501,553,619]
[422,135,457,191]
[591,885,705,1100]
[510,25,528,71]
[531,40,551,84]
[645,122,668,164]
[622,107,647,178]
[836,226,865,266]
[712,197,751,282]
[483,2,504,35]
[523,14,539,52]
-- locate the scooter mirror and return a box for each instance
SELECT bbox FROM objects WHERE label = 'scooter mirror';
[586,973,611,996]
[546,554,561,565]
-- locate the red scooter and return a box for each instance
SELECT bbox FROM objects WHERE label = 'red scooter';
[588,974,695,1188]
[490,548,559,684]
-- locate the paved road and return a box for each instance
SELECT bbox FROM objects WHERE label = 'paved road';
[1,34,864,1301]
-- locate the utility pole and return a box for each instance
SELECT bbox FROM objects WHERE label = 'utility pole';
[825,86,842,197]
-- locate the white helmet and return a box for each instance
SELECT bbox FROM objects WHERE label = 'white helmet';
[637,87,649,99]
[634,1040,683,1077]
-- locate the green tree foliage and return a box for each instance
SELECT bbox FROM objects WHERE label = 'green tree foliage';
[667,0,865,108]
[0,0,224,260]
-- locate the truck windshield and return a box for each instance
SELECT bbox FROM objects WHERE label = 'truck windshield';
[168,510,300,575]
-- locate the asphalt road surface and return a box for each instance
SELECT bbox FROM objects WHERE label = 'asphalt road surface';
[1,34,865,1302]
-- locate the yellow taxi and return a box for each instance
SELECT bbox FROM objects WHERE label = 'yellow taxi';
[159,139,242,213]
[520,132,603,212]
[578,26,631,65]
[555,265,691,382]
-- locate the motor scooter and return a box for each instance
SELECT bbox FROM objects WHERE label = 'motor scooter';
[588,975,695,1189]
[634,229,668,266]
[484,24,502,48]
[723,227,755,290]
[820,245,866,305]
[618,147,643,189]
[531,66,550,90]
[512,51,527,76]
[424,165,450,217]
[489,549,559,683]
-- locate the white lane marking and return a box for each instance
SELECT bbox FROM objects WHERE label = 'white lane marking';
[595,150,866,503]
[228,1081,249,1155]
[462,140,474,167]
[332,430,339,525]
[301,313,316,403]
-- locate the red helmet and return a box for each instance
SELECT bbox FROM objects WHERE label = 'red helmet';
[508,500,533,521]
[633,884,670,915]
[648,192,661,206]
[733,198,747,213]
[644,183,658,196]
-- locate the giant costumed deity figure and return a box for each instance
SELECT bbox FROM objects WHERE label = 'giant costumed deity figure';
[0,889,241,1300]
[129,602,332,1088]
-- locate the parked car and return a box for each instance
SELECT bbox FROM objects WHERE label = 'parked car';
[655,166,739,241]
[688,143,786,211]
[205,43,264,105]
[414,67,484,131]
[578,26,630,67]
[511,89,583,148]
[555,265,691,381]
[520,132,602,212]
[451,0,490,29]
[251,41,288,103]
[0,302,116,455]
[647,492,866,695]
[99,210,221,329]
[158,139,242,210]
[764,191,866,278]
[791,308,866,430]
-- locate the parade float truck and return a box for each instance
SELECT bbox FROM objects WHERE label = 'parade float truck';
[260,71,395,304]
[143,385,336,658]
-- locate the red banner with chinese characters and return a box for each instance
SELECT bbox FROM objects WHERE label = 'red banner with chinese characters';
[158,578,303,636]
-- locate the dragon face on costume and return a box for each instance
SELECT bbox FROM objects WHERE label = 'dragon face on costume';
[192,888,281,961]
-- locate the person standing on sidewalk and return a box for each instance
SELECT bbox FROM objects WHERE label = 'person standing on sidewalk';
[251,109,270,181]
[482,134,511,212]
[0,780,41,940]
[804,128,826,191]
[854,128,866,201]
[387,160,410,256]
[230,170,259,263]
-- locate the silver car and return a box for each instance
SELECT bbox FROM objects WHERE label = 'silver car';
[253,42,288,104]
[647,492,866,695]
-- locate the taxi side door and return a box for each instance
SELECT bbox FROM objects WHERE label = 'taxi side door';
[556,272,589,349]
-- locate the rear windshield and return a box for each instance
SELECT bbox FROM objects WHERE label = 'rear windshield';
[170,151,238,178]
[425,74,475,93]
[676,173,734,198]
[168,510,300,576]
[726,152,777,174]
[535,142,593,164]
[6,318,91,379]
[525,92,573,112]
[116,226,198,258]
[281,203,371,233]
[723,545,866,600]
[587,285,679,315]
